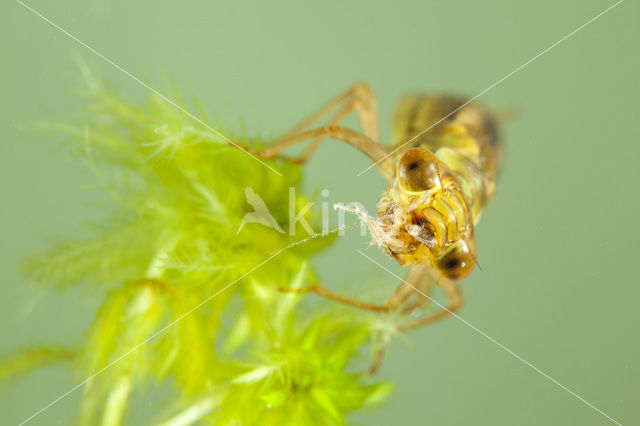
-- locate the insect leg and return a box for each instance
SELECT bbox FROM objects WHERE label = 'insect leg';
[367,283,413,375]
[259,83,380,163]
[278,284,390,312]
[400,273,433,314]
[368,266,429,374]
[260,126,394,180]
[278,276,414,313]
[284,82,379,139]
[396,279,463,332]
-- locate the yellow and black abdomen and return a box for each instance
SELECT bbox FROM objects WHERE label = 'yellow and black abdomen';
[391,95,501,224]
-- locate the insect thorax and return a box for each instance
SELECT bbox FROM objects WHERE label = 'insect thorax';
[391,95,501,223]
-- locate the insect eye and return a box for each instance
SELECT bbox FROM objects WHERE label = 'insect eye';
[436,244,475,280]
[445,258,460,269]
[397,148,440,193]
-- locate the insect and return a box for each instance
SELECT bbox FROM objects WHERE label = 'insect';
[253,83,501,373]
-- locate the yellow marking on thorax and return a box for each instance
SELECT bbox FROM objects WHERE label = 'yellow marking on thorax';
[391,96,501,223]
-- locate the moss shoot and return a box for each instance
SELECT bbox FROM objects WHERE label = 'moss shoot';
[3,66,391,426]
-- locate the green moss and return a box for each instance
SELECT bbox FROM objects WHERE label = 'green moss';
[4,67,391,425]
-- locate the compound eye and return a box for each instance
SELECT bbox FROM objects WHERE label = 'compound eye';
[436,243,475,280]
[397,148,440,193]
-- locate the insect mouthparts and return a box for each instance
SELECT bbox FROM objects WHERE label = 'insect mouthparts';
[405,223,436,247]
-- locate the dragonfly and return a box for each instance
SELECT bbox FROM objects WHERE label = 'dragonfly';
[251,83,501,373]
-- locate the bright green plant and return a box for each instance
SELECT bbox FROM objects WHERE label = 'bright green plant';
[2,66,391,425]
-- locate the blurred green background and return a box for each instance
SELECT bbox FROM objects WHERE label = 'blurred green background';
[1,0,638,424]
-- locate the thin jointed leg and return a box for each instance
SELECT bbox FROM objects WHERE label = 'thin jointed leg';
[369,270,462,374]
[261,126,394,179]
[278,276,415,313]
[397,279,463,332]
[260,83,380,163]
[278,266,457,375]
[367,266,430,374]
[279,284,390,312]
[400,267,437,314]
